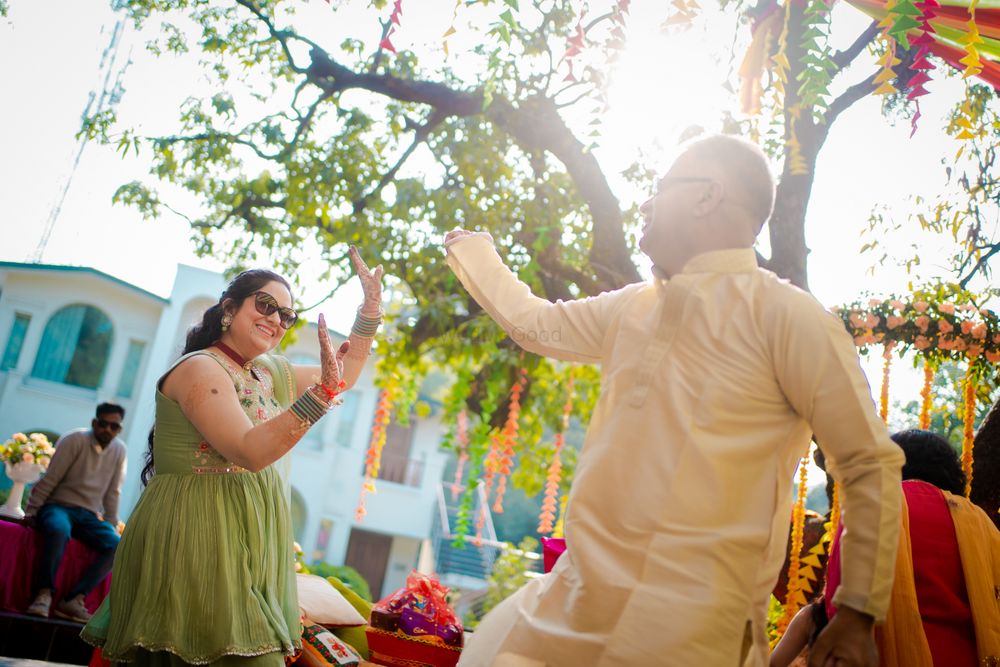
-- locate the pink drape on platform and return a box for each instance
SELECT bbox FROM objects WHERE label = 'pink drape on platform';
[0,518,111,614]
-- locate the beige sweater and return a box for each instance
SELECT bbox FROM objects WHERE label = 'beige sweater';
[26,428,127,525]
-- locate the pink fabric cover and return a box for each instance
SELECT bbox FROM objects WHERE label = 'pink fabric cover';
[0,517,111,614]
[540,537,566,574]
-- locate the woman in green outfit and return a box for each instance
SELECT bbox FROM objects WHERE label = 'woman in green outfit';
[83,247,384,667]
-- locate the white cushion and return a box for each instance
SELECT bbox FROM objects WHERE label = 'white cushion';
[296,573,366,627]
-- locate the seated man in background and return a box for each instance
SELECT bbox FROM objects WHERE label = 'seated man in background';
[23,402,128,623]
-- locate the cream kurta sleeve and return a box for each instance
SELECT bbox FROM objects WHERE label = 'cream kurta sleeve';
[446,234,636,363]
[768,288,904,621]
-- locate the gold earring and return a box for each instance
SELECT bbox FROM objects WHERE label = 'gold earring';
[221,314,233,332]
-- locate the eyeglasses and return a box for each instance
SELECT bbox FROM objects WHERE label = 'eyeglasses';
[654,176,714,196]
[252,291,298,329]
[95,418,123,433]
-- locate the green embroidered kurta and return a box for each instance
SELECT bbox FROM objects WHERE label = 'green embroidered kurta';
[82,351,301,666]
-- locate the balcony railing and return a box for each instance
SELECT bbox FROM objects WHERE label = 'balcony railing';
[376,453,424,487]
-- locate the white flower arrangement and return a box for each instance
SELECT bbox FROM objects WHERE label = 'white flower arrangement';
[1,432,55,470]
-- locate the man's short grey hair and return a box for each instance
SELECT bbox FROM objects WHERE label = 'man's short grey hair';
[682,134,776,229]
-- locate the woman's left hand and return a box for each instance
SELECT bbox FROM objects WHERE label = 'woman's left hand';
[350,245,383,314]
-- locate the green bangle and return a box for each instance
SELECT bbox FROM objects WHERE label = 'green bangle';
[289,388,329,425]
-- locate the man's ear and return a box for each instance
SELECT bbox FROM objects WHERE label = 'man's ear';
[695,181,724,215]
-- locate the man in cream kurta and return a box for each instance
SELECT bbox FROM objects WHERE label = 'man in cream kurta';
[446,136,904,667]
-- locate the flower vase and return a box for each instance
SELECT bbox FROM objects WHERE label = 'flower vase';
[1,461,44,519]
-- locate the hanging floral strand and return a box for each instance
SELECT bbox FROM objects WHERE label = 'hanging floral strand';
[539,375,575,534]
[880,342,895,423]
[777,458,810,635]
[829,481,841,536]
[961,360,977,496]
[493,368,528,514]
[537,435,563,535]
[356,380,398,521]
[475,432,504,546]
[451,409,469,500]
[553,493,569,538]
[919,360,935,430]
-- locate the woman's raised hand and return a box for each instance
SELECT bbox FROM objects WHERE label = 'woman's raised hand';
[350,245,383,315]
[317,313,349,393]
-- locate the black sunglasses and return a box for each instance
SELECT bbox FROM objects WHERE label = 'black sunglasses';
[95,418,123,433]
[252,291,298,329]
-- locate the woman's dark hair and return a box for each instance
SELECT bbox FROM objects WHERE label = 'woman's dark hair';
[141,269,292,485]
[890,428,966,496]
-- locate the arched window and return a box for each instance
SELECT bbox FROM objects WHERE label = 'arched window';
[31,305,113,389]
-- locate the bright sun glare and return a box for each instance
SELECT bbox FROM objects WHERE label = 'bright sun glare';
[602,12,739,175]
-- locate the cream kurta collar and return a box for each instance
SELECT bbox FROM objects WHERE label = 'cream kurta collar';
[680,247,759,275]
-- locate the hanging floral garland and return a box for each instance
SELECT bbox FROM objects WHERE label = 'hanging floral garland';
[493,367,528,514]
[475,432,504,545]
[880,342,895,423]
[919,360,935,429]
[355,379,399,521]
[539,375,575,534]
[777,458,810,634]
[836,296,1000,368]
[837,292,997,498]
[962,364,977,495]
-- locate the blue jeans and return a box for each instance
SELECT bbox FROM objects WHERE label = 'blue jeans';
[33,504,119,599]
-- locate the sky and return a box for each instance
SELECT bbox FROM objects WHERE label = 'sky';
[0,0,980,402]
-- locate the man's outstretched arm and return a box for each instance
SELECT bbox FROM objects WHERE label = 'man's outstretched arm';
[445,230,638,363]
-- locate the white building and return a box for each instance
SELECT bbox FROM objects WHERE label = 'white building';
[0,260,456,599]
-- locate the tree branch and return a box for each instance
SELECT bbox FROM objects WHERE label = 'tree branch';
[233,0,309,74]
[824,72,876,126]
[959,243,1000,288]
[831,21,879,75]
[353,110,447,214]
[155,131,283,161]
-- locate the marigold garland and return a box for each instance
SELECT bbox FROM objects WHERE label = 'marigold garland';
[451,409,469,501]
[537,434,563,535]
[919,360,935,430]
[962,360,977,497]
[880,342,895,423]
[492,368,527,514]
[829,481,841,537]
[553,493,569,538]
[475,432,504,545]
[355,380,398,521]
[777,458,810,634]
[539,377,575,534]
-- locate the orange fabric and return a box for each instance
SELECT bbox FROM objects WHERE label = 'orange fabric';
[945,491,1000,664]
[876,496,933,667]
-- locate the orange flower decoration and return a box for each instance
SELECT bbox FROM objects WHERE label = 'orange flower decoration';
[919,361,934,430]
[492,368,528,514]
[777,458,810,635]
[355,380,397,521]
[961,360,977,497]
[539,377,575,534]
